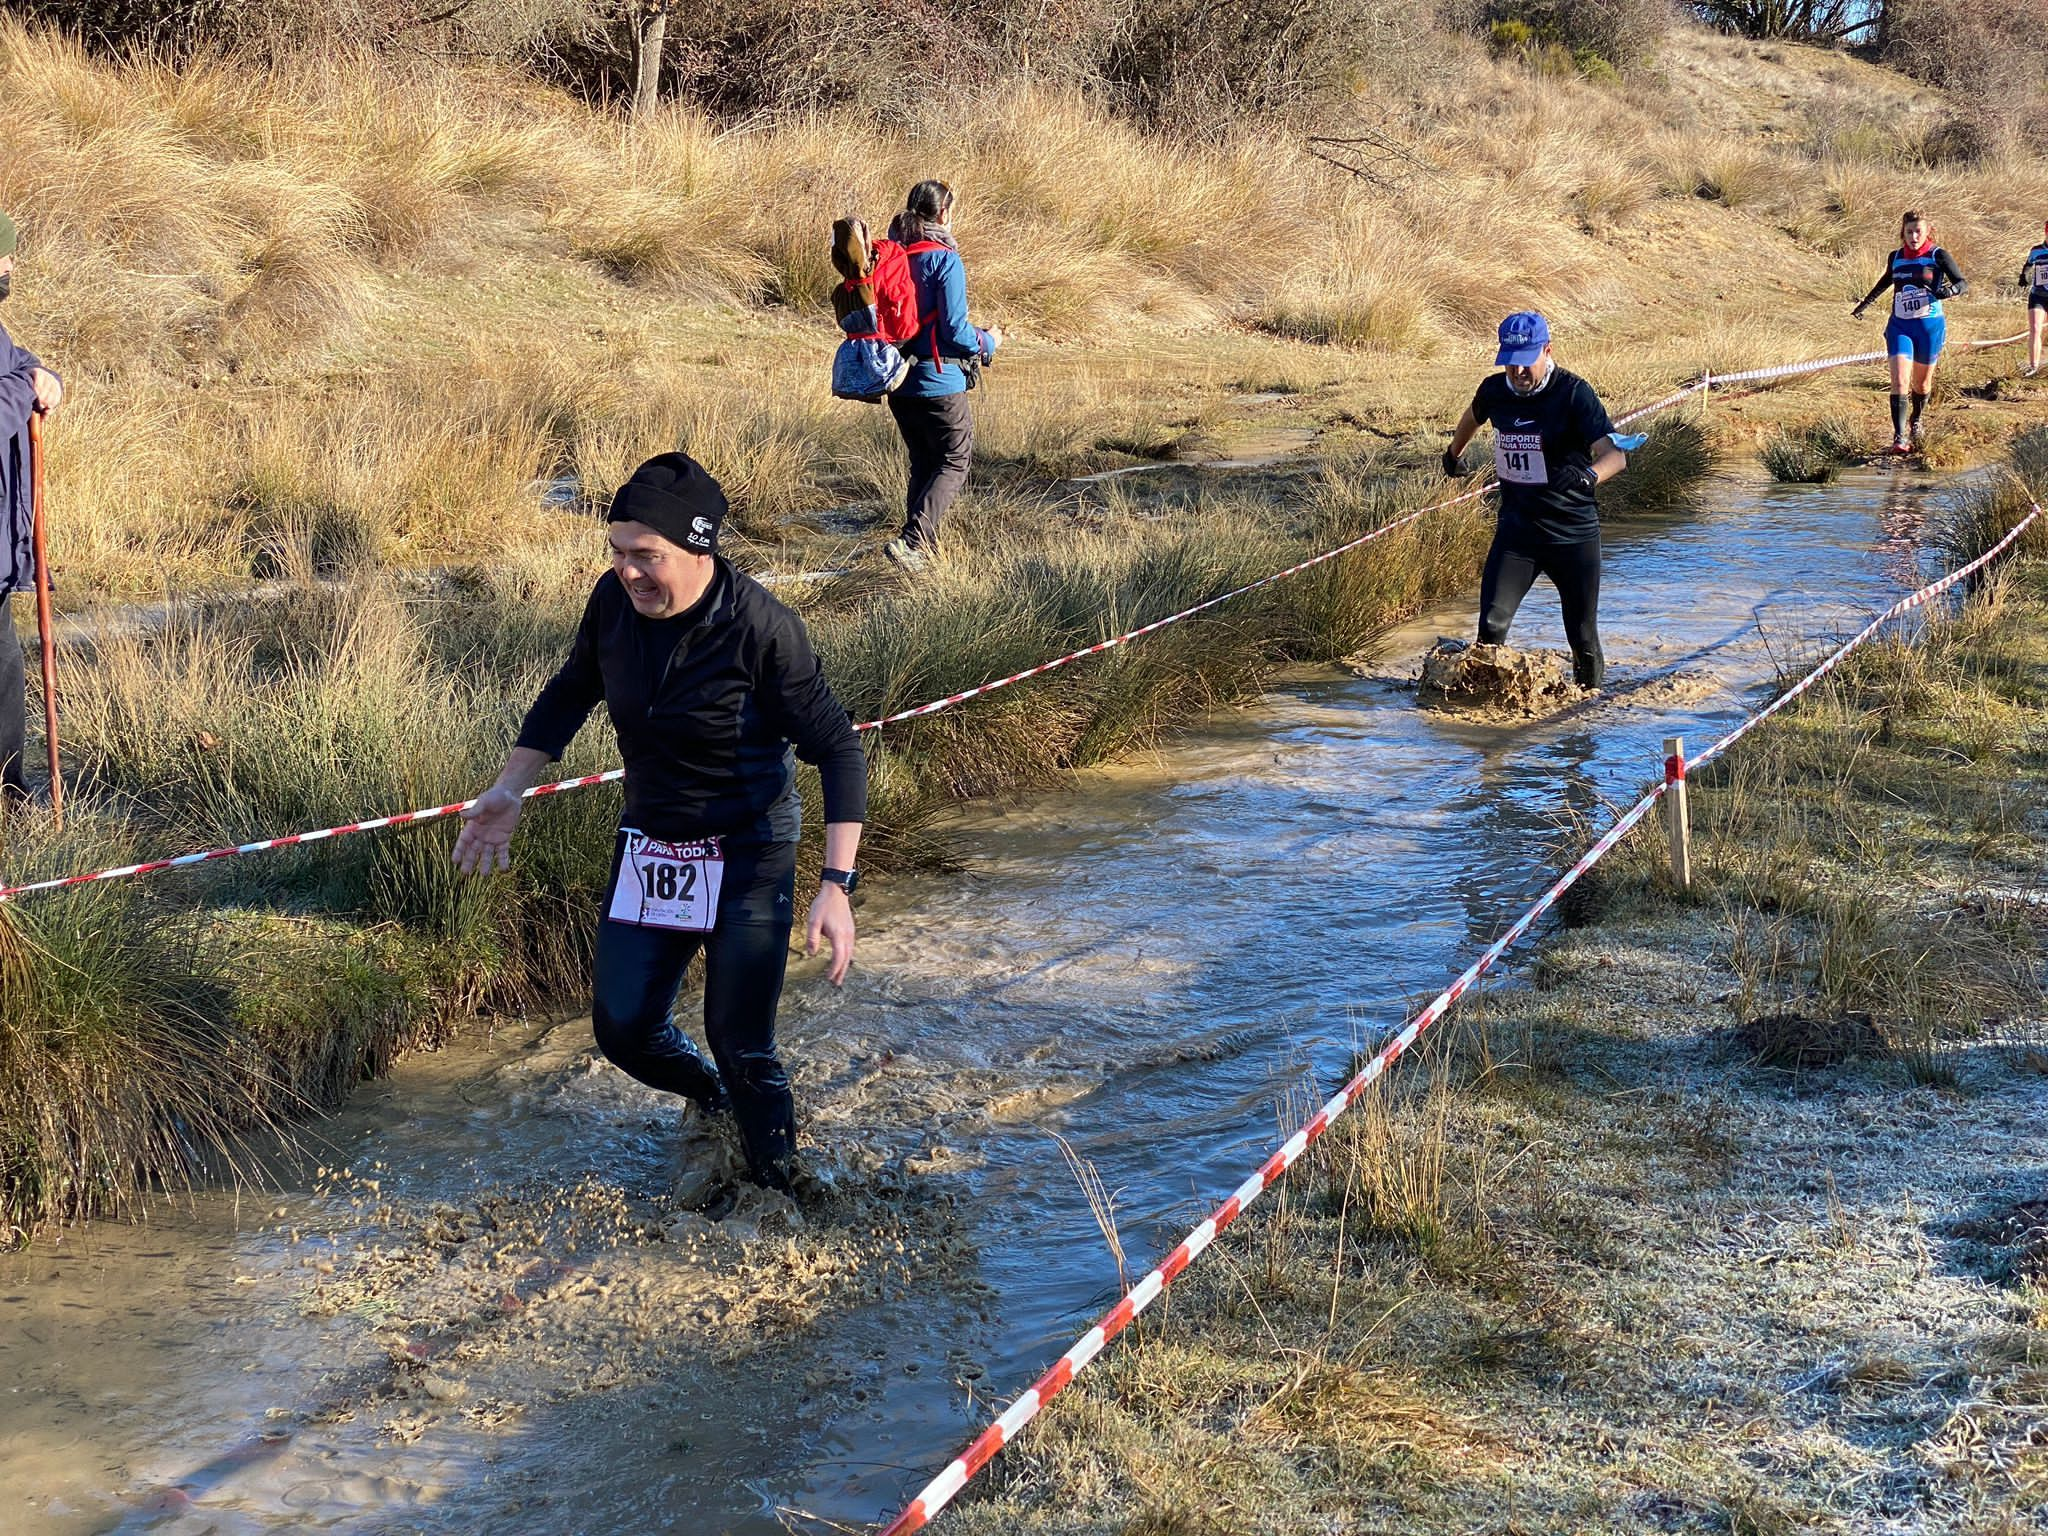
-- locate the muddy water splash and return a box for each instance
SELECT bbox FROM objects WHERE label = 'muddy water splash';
[2,468,1952,1534]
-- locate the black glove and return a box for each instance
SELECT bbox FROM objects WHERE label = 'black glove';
[1932,279,1957,299]
[1440,447,1464,477]
[1553,461,1600,496]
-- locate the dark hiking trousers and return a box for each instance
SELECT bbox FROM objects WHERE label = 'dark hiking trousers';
[1,596,26,800]
[1477,530,1605,689]
[888,391,973,550]
[591,837,799,1185]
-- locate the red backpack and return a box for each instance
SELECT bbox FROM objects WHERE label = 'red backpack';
[859,238,924,346]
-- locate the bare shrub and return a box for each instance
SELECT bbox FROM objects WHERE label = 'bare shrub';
[12,0,607,63]
[1451,0,1672,72]
[1882,0,2048,147]
[1688,0,1867,42]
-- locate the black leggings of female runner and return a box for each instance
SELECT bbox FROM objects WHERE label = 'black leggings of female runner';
[1477,531,1604,689]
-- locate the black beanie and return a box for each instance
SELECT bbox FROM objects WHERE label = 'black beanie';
[607,453,727,555]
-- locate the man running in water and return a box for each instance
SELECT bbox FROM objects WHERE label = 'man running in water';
[1442,312,1630,690]
[453,453,867,1199]
[2019,221,2048,378]
[1852,210,1967,452]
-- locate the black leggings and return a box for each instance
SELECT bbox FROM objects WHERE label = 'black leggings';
[591,836,798,1183]
[1,595,25,799]
[1477,531,1604,688]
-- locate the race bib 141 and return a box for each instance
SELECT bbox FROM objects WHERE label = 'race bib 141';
[1494,431,1549,486]
[608,830,724,932]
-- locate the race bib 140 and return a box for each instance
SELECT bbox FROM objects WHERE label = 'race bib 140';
[608,830,725,932]
[1894,288,1932,320]
[1494,431,1549,486]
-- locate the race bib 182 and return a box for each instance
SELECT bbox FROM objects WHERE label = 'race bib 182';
[1894,288,1932,320]
[1494,431,1549,486]
[608,830,724,932]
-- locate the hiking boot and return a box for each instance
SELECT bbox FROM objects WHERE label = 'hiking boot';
[883,538,930,573]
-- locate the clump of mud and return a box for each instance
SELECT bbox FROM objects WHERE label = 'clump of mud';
[1735,1010,1888,1067]
[1417,639,1582,719]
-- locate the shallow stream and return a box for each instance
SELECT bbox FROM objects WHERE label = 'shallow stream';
[2,467,1956,1535]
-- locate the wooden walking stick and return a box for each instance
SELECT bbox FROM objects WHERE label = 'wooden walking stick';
[28,408,60,827]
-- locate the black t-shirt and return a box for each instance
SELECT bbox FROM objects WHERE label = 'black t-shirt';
[1470,366,1615,544]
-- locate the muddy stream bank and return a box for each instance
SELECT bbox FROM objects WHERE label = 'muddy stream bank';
[1,466,1959,1535]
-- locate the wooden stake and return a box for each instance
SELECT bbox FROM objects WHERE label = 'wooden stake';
[1663,735,1691,891]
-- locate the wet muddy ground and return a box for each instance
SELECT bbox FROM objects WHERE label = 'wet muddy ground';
[1,466,1973,1535]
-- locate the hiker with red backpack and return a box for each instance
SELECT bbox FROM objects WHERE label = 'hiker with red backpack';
[830,180,1001,573]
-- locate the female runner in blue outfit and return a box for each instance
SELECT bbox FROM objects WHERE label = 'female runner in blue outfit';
[1851,210,1967,454]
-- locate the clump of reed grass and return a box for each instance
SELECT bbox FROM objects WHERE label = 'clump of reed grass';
[1605,416,1717,515]
[1648,133,1779,209]
[1759,416,1864,484]
[0,804,449,1238]
[1936,433,2048,567]
[1573,164,1654,232]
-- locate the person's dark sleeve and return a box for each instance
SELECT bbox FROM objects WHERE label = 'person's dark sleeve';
[0,327,39,432]
[1574,379,1616,446]
[763,613,867,824]
[1855,265,1894,311]
[514,581,607,760]
[1469,378,1494,427]
[1935,248,1967,299]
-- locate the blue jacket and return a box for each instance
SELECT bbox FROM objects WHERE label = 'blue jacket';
[899,241,996,398]
[0,321,40,598]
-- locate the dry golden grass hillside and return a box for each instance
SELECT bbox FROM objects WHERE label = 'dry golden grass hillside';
[1,18,2044,599]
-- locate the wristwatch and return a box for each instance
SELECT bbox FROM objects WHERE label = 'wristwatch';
[820,867,860,894]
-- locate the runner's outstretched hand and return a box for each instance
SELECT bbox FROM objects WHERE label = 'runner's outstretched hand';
[1440,446,1464,477]
[453,785,522,875]
[806,884,856,986]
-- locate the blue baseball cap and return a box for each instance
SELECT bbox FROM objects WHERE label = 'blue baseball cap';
[1495,311,1550,366]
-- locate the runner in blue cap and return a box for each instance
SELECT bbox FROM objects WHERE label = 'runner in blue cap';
[1441,311,1633,690]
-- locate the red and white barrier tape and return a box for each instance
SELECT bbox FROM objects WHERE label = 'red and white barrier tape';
[1620,327,2028,405]
[873,501,2042,1536]
[0,769,629,903]
[1,333,2027,907]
